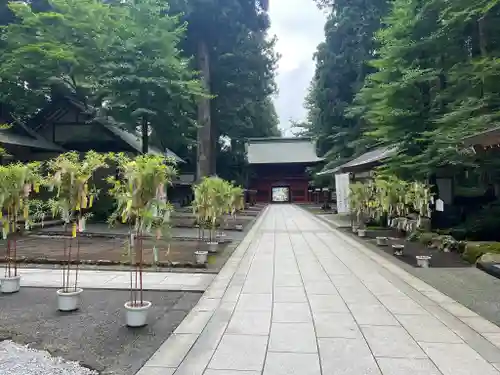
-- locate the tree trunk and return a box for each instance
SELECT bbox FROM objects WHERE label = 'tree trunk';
[197,40,212,181]
[141,116,148,154]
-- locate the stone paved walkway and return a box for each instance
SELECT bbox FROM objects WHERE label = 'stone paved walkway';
[17,268,214,291]
[137,205,500,375]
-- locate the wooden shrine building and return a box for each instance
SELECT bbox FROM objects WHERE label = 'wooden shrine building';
[245,137,323,203]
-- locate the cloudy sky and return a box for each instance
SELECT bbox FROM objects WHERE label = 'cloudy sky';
[268,0,327,136]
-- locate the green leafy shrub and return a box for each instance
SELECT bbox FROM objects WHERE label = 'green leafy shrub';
[418,232,439,246]
[454,200,500,241]
[462,242,500,264]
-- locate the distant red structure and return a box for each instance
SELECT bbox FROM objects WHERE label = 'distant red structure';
[245,138,323,203]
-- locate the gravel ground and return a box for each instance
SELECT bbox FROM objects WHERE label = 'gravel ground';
[0,341,98,375]
[0,288,201,374]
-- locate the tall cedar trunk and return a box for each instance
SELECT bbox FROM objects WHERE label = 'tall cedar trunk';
[141,116,148,154]
[197,40,212,180]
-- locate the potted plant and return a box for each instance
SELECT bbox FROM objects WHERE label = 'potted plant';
[107,153,176,327]
[0,162,43,294]
[193,177,228,253]
[392,244,404,256]
[376,237,388,246]
[230,185,245,231]
[45,151,108,311]
[416,255,431,268]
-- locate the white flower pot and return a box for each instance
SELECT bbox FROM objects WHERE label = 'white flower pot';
[416,255,431,268]
[1,275,21,294]
[195,250,208,265]
[57,288,83,312]
[376,237,388,246]
[208,242,219,253]
[235,224,243,231]
[352,226,359,233]
[392,244,404,256]
[357,229,366,237]
[124,300,152,327]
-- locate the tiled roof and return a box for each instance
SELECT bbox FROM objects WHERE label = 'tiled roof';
[317,145,397,175]
[462,126,500,147]
[246,137,323,164]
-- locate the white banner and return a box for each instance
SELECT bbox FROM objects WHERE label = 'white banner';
[335,173,350,213]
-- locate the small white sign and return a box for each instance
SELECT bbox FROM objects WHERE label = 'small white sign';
[435,198,444,212]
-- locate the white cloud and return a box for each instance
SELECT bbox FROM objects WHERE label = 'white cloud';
[268,0,327,135]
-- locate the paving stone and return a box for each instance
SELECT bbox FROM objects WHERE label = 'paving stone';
[175,310,214,334]
[146,333,199,367]
[461,316,500,334]
[420,342,500,375]
[304,281,338,295]
[308,294,349,313]
[263,352,321,375]
[376,358,442,375]
[193,298,221,312]
[349,304,400,327]
[336,287,380,305]
[273,303,312,323]
[204,371,259,375]
[377,296,429,315]
[274,274,303,287]
[441,302,478,318]
[484,333,500,348]
[208,335,268,371]
[226,311,271,335]
[318,337,381,375]
[274,287,307,303]
[395,314,463,343]
[135,367,176,375]
[361,325,427,358]
[236,294,272,311]
[269,322,317,353]
[313,312,361,338]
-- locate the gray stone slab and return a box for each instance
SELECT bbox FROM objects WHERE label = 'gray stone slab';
[194,298,221,312]
[135,367,176,375]
[441,302,478,317]
[485,333,500,348]
[318,338,381,375]
[242,281,273,294]
[236,294,272,311]
[274,274,303,287]
[176,310,214,334]
[273,303,312,323]
[349,304,400,326]
[269,322,317,353]
[308,294,349,314]
[226,311,271,336]
[377,296,429,316]
[395,314,463,343]
[461,316,500,334]
[204,371,259,375]
[361,326,427,359]
[274,287,307,303]
[222,286,242,303]
[376,358,442,375]
[304,281,338,295]
[493,363,500,371]
[146,333,199,367]
[263,352,321,375]
[208,335,268,371]
[336,286,380,305]
[313,312,361,338]
[420,342,500,375]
